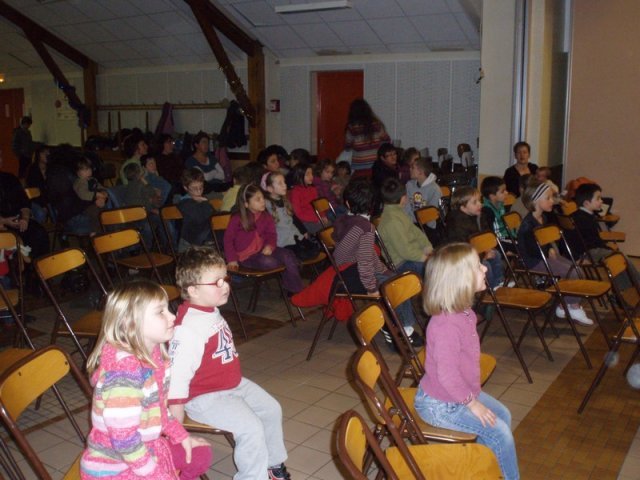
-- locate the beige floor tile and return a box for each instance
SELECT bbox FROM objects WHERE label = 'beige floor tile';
[283,418,323,445]
[286,444,334,475]
[303,428,336,455]
[314,391,362,413]
[292,405,341,428]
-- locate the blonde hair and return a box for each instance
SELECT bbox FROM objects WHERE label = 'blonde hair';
[451,186,480,211]
[423,243,480,315]
[86,280,168,373]
[176,246,226,299]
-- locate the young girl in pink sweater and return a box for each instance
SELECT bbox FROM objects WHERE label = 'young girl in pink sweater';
[223,184,303,294]
[80,280,212,480]
[414,243,519,480]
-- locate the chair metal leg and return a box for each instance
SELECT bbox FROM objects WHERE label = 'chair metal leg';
[0,435,23,480]
[276,276,297,327]
[578,337,624,413]
[526,310,554,361]
[229,290,247,340]
[587,298,612,349]
[493,304,533,383]
[560,300,593,369]
[307,309,331,360]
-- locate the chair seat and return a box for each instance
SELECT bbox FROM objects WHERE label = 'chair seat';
[599,231,625,242]
[0,348,34,375]
[599,214,620,224]
[0,289,19,310]
[482,287,552,309]
[161,284,181,302]
[183,413,228,434]
[59,310,103,336]
[547,279,610,297]
[417,349,495,386]
[618,318,640,342]
[231,266,285,278]
[117,252,173,269]
[395,388,477,442]
[386,442,502,479]
[301,252,327,266]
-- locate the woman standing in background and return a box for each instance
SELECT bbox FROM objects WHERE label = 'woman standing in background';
[344,99,390,179]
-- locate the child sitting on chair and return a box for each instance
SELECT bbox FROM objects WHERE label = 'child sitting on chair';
[446,186,505,290]
[404,156,441,227]
[168,247,291,480]
[177,168,214,252]
[332,179,423,347]
[571,183,640,291]
[377,177,432,277]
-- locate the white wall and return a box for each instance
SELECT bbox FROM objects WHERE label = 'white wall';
[478,0,518,177]
[275,52,481,158]
[2,70,85,146]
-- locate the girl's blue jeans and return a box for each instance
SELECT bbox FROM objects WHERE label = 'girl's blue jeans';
[414,388,519,480]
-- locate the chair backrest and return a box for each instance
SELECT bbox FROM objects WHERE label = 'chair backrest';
[100,205,147,226]
[317,226,336,251]
[209,198,223,211]
[92,229,140,255]
[562,201,578,216]
[414,206,440,226]
[160,205,183,261]
[0,346,92,480]
[602,252,640,311]
[35,248,87,280]
[469,231,498,255]
[503,192,516,207]
[336,410,399,480]
[24,187,41,200]
[210,212,232,254]
[533,224,584,281]
[352,347,426,478]
[379,272,426,384]
[502,211,522,237]
[440,185,451,198]
[311,197,336,227]
[352,303,386,345]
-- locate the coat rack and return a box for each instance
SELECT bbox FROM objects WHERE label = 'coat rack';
[97,100,231,137]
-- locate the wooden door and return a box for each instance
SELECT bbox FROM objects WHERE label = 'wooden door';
[316,71,363,161]
[0,89,25,175]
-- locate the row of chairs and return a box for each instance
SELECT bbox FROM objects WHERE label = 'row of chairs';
[336,304,503,478]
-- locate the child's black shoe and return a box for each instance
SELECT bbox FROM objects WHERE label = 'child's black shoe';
[268,463,291,480]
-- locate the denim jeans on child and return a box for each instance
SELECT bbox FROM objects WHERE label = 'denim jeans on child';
[483,249,505,289]
[414,388,519,480]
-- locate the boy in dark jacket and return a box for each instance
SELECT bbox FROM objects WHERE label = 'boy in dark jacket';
[177,168,214,252]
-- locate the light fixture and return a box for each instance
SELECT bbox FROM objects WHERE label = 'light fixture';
[275,1,352,14]
[0,74,4,83]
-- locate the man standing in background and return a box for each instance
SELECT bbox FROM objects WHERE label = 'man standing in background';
[11,116,34,179]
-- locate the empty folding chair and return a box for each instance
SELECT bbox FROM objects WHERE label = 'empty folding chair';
[470,231,554,383]
[35,248,108,361]
[533,224,611,368]
[0,346,92,480]
[579,253,640,412]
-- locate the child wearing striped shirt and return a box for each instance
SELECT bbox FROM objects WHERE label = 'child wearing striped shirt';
[80,280,212,480]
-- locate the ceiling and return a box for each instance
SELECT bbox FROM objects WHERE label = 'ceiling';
[0,0,481,77]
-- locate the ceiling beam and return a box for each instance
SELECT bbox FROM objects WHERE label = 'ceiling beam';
[0,0,90,69]
[185,0,258,127]
[202,1,262,56]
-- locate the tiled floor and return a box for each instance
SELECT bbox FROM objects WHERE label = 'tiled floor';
[2,279,640,479]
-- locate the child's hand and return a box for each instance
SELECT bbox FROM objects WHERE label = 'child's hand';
[194,196,208,202]
[367,290,380,297]
[262,245,273,255]
[467,398,496,427]
[181,435,210,464]
[485,249,496,260]
[228,261,239,270]
[549,248,558,259]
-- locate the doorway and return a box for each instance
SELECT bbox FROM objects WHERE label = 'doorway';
[0,88,25,175]
[314,71,363,161]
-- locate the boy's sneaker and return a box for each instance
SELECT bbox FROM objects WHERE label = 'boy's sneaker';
[555,305,594,326]
[268,463,291,480]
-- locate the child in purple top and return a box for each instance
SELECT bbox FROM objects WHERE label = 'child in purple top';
[223,184,303,294]
[414,243,519,480]
[312,159,345,216]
